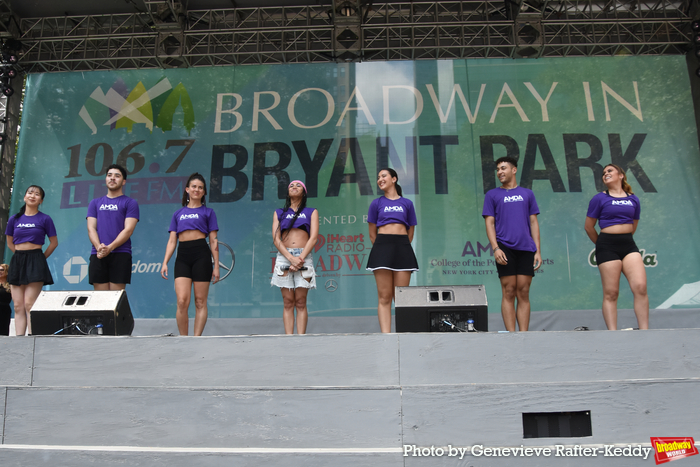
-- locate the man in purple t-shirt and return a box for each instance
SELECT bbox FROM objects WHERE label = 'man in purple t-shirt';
[482,156,542,332]
[87,164,140,290]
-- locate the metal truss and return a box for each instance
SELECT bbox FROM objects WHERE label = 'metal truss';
[7,1,696,72]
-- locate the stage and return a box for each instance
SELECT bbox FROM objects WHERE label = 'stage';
[1,316,698,466]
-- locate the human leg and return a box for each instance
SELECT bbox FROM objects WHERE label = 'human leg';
[281,287,296,334]
[499,276,517,332]
[373,269,394,333]
[11,285,27,335]
[598,260,623,330]
[192,281,211,336]
[393,270,412,288]
[514,275,533,331]
[15,282,44,335]
[174,277,193,335]
[293,287,309,334]
[621,253,649,329]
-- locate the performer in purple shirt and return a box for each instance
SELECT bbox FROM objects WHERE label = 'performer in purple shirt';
[367,168,419,333]
[585,163,648,330]
[271,180,318,334]
[5,185,58,335]
[161,173,220,336]
[87,164,139,291]
[483,157,542,332]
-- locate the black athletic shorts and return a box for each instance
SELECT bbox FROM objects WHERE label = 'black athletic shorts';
[595,232,639,265]
[89,252,132,285]
[174,238,213,281]
[495,243,535,278]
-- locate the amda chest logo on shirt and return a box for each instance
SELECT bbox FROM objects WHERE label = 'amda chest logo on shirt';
[384,206,404,212]
[611,200,633,206]
[285,213,307,219]
[16,223,36,228]
[503,195,524,203]
[99,204,119,211]
[180,214,199,220]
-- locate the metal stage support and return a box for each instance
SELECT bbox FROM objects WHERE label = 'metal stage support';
[0,1,692,73]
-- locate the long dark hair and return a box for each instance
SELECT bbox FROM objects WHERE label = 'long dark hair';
[182,173,207,206]
[604,164,634,195]
[14,185,45,218]
[276,185,308,240]
[378,167,403,197]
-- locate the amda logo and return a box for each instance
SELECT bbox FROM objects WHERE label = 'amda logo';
[79,77,195,135]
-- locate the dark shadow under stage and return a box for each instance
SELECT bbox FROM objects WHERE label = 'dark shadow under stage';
[1,320,699,466]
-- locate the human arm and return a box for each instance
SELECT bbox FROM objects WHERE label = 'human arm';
[584,216,599,244]
[272,212,295,262]
[101,217,138,257]
[484,216,506,264]
[631,219,638,234]
[6,236,14,253]
[44,236,58,259]
[407,225,415,243]
[209,230,220,283]
[293,209,318,270]
[529,214,542,270]
[87,217,101,252]
[160,231,178,279]
[368,223,377,244]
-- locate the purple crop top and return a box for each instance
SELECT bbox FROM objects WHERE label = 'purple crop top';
[367,196,417,229]
[276,207,316,234]
[586,191,640,229]
[5,212,57,245]
[169,205,219,235]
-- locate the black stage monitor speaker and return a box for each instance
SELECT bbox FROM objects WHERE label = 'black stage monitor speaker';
[395,285,488,332]
[31,290,134,336]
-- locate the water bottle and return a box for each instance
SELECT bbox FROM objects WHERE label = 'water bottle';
[96,323,103,335]
[467,319,476,332]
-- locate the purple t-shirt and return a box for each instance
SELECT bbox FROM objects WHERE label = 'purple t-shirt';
[482,186,539,252]
[586,192,640,229]
[276,207,316,234]
[87,195,140,255]
[5,212,57,245]
[367,196,417,229]
[169,205,219,235]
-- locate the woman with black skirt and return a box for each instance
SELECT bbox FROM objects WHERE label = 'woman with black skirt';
[5,185,58,336]
[366,168,419,333]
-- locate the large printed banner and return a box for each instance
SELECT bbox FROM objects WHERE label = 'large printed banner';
[10,56,700,319]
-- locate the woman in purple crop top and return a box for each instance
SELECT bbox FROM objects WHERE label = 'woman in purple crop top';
[584,164,648,330]
[161,173,220,336]
[271,180,318,334]
[367,168,419,333]
[4,185,58,335]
